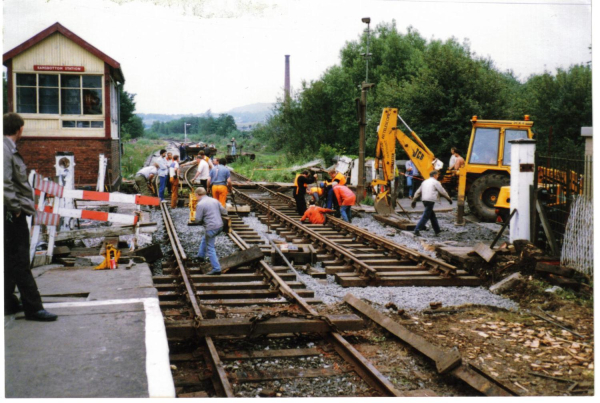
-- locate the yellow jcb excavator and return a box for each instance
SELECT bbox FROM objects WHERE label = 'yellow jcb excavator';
[372,108,537,222]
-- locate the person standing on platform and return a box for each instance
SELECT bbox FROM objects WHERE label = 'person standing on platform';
[135,163,159,196]
[411,170,452,237]
[332,183,356,223]
[208,158,232,207]
[194,187,228,276]
[300,200,335,224]
[157,149,168,201]
[294,170,317,216]
[3,113,57,321]
[170,155,180,208]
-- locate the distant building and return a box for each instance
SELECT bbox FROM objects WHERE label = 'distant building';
[3,22,125,189]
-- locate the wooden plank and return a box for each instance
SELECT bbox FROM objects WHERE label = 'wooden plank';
[218,246,264,273]
[221,348,321,361]
[473,242,495,263]
[166,315,364,338]
[47,223,157,242]
[535,262,575,278]
[343,294,461,374]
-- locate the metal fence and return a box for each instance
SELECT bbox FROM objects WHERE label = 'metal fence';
[533,154,588,253]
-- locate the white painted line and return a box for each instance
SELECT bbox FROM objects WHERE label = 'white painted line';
[44,298,176,398]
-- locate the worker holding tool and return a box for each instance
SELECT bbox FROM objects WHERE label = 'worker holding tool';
[405,160,420,199]
[299,200,335,224]
[293,170,317,216]
[411,170,452,237]
[4,112,57,321]
[332,183,356,223]
[135,162,159,197]
[194,187,228,275]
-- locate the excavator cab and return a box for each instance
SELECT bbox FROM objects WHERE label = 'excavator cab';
[456,116,534,222]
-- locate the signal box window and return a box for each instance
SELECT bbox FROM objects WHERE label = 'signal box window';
[503,130,529,166]
[470,128,500,165]
[16,73,103,116]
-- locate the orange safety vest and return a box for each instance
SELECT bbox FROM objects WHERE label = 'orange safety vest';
[294,174,308,195]
[309,186,324,196]
[333,172,347,186]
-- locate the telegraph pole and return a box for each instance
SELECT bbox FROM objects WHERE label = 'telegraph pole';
[356,17,373,202]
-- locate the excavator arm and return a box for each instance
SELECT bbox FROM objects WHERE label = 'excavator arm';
[372,108,443,215]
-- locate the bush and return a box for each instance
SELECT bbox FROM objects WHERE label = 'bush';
[319,144,343,167]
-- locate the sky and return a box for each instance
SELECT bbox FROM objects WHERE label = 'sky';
[2,0,593,115]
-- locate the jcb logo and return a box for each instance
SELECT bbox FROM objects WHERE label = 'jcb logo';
[412,149,425,160]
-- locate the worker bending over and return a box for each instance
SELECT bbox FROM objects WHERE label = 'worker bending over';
[326,170,346,208]
[208,158,232,207]
[194,187,228,275]
[411,170,452,237]
[300,200,335,224]
[294,170,317,216]
[332,183,356,223]
[309,182,327,205]
[135,162,159,196]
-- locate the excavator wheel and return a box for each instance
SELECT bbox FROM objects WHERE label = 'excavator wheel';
[467,173,510,222]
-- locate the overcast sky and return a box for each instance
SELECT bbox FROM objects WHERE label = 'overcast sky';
[2,0,593,114]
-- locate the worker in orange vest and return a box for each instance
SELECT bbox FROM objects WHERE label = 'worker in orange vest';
[326,169,346,209]
[294,170,317,215]
[300,200,335,224]
[309,181,328,205]
[332,183,356,223]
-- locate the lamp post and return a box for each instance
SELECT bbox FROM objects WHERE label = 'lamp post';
[356,17,373,203]
[184,123,191,144]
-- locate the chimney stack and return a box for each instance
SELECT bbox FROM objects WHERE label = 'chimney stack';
[284,55,290,100]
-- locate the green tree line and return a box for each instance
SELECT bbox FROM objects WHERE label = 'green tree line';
[148,112,237,138]
[253,21,592,160]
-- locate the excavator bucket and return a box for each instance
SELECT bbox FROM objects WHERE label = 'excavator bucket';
[374,192,394,216]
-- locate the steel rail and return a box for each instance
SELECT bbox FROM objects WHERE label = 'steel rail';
[231,172,458,277]
[233,189,379,279]
[159,201,234,397]
[327,216,457,276]
[228,225,403,397]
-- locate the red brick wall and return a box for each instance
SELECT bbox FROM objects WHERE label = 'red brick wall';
[18,138,121,188]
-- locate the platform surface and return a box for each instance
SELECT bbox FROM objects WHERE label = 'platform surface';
[4,262,174,398]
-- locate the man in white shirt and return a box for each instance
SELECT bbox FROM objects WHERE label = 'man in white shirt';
[411,170,452,237]
[192,155,211,191]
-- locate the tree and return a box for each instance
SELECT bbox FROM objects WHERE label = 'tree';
[119,87,143,139]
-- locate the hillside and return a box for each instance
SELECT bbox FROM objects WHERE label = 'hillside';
[138,102,274,129]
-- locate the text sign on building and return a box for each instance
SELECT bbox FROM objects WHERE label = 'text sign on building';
[34,65,85,72]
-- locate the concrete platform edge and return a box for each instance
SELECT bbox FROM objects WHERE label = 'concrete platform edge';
[44,297,176,398]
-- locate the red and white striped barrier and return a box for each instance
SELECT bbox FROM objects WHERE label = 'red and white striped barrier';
[33,211,61,226]
[33,176,160,206]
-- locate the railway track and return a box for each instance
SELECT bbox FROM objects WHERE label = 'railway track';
[150,168,521,397]
[154,201,411,397]
[228,171,480,287]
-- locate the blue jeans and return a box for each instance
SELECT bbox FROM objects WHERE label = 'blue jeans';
[158,175,167,201]
[340,206,352,222]
[198,227,223,271]
[406,175,414,197]
[326,186,335,209]
[415,201,440,234]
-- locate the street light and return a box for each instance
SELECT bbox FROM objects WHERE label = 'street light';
[184,123,191,144]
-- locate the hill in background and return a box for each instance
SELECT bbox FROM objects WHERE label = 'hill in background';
[138,102,274,131]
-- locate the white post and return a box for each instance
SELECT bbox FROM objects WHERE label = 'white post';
[96,154,107,192]
[509,139,536,242]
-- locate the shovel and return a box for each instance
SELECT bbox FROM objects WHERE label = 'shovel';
[474,209,517,262]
